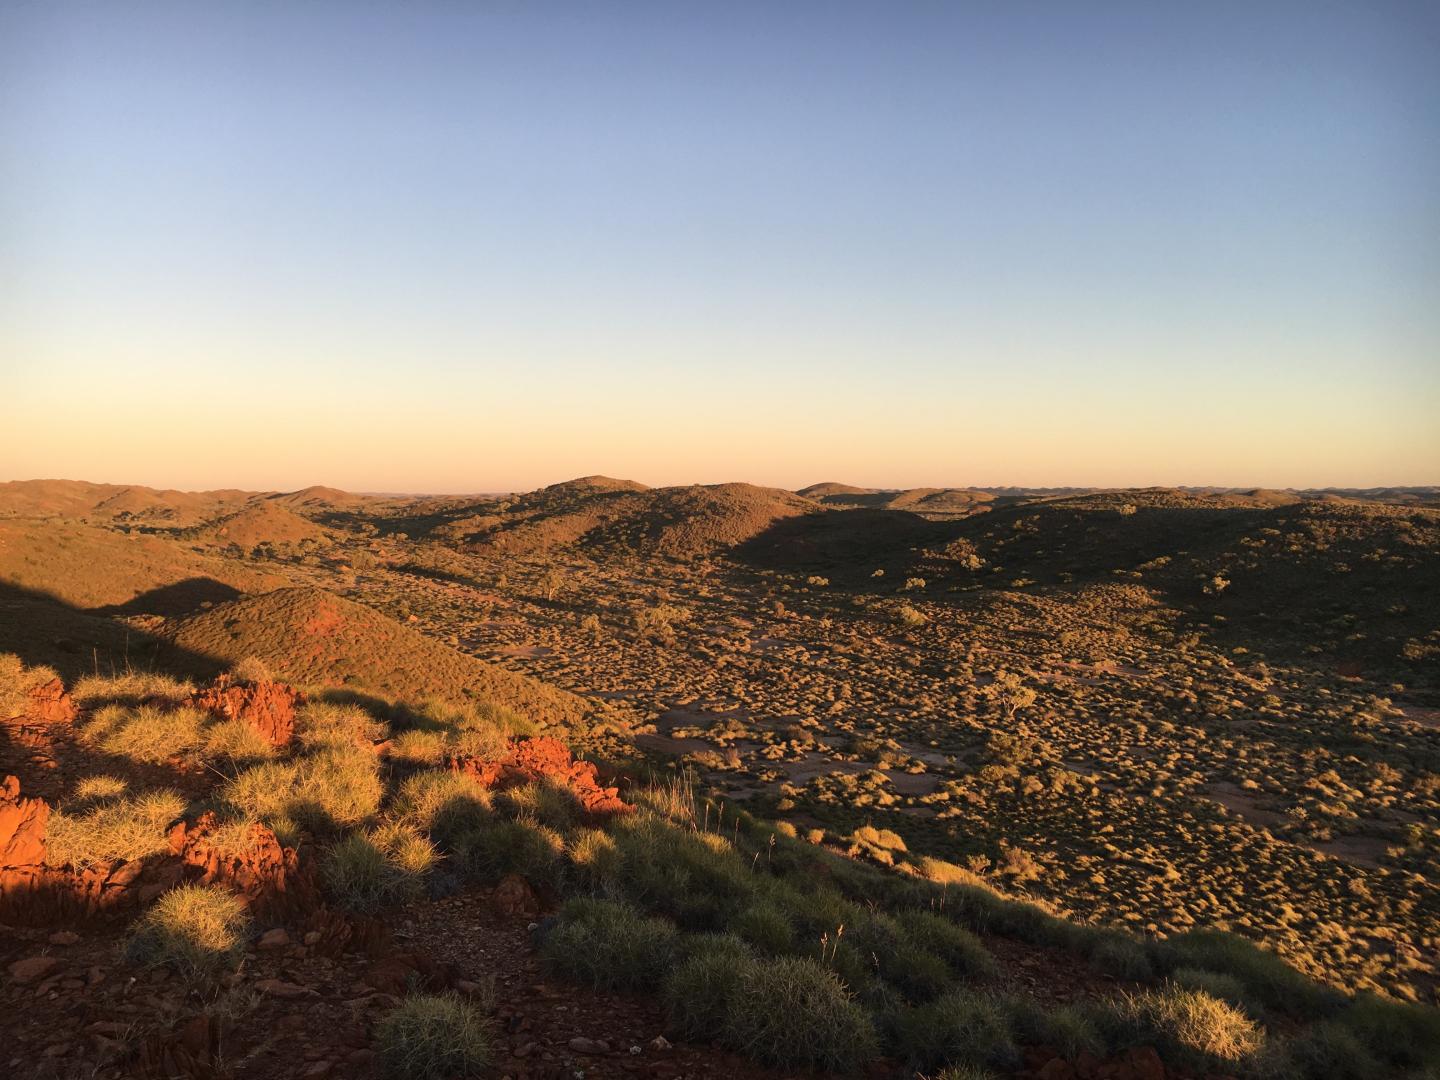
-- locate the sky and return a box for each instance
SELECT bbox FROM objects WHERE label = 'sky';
[3,1,1437,493]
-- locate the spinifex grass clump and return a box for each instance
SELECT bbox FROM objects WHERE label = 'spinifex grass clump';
[374,993,491,1080]
[124,883,250,979]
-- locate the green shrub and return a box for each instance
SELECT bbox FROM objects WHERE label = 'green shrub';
[897,988,1019,1072]
[374,993,491,1079]
[1161,929,1341,1019]
[1170,966,1248,1008]
[1264,1020,1382,1080]
[1337,992,1440,1069]
[202,718,276,763]
[124,884,249,978]
[541,899,679,991]
[322,826,437,912]
[222,747,382,839]
[896,910,997,980]
[732,903,795,955]
[1090,933,1156,981]
[296,701,387,750]
[664,948,751,1040]
[392,770,493,835]
[566,828,621,890]
[999,993,1102,1060]
[453,817,564,887]
[722,955,878,1071]
[80,704,208,764]
[1089,986,1262,1071]
[496,780,580,830]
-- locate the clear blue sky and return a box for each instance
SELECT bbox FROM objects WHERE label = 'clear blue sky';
[3,1,1437,491]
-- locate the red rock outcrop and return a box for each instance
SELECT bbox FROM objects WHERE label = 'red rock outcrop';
[15,678,78,726]
[189,676,303,748]
[167,812,319,919]
[448,736,632,819]
[1,774,49,906]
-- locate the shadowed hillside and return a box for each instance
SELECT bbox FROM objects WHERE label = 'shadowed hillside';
[0,519,287,612]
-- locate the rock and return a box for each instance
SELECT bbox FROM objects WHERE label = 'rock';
[8,955,60,983]
[47,930,80,946]
[492,874,540,918]
[1,775,49,874]
[649,1036,672,1052]
[304,930,322,946]
[1038,1058,1078,1080]
[167,812,319,919]
[568,1037,611,1055]
[257,928,291,950]
[449,736,634,820]
[1118,1045,1167,1080]
[254,978,316,999]
[189,676,303,748]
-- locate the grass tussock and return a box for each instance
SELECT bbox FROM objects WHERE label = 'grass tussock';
[374,993,491,1080]
[540,898,679,990]
[124,884,249,978]
[46,788,187,868]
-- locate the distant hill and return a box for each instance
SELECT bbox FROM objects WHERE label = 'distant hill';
[165,586,589,727]
[796,482,995,516]
[197,502,332,550]
[0,518,286,613]
[267,485,360,508]
[0,480,257,525]
[447,480,816,559]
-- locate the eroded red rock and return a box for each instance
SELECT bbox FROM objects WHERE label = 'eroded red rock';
[17,679,78,726]
[189,676,304,748]
[167,812,319,919]
[449,736,633,819]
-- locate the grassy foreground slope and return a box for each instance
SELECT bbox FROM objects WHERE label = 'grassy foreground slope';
[165,586,589,728]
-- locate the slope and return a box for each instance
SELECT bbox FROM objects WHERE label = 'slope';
[165,586,589,727]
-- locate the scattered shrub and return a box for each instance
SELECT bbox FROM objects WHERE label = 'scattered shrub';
[896,910,997,980]
[663,946,751,1040]
[374,993,491,1079]
[322,826,437,912]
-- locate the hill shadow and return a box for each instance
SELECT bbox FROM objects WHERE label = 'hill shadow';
[0,579,228,685]
[91,576,245,618]
[733,508,962,583]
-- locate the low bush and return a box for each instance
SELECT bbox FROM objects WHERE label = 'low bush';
[895,910,997,980]
[732,902,795,955]
[566,828,621,890]
[721,955,878,1072]
[897,988,1019,1073]
[540,899,679,990]
[79,704,208,764]
[322,826,437,912]
[663,946,752,1040]
[374,993,491,1079]
[1089,986,1262,1071]
[124,884,249,978]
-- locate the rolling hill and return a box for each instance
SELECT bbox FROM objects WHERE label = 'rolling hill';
[165,586,590,727]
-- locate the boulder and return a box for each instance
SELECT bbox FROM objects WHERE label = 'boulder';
[189,676,303,748]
